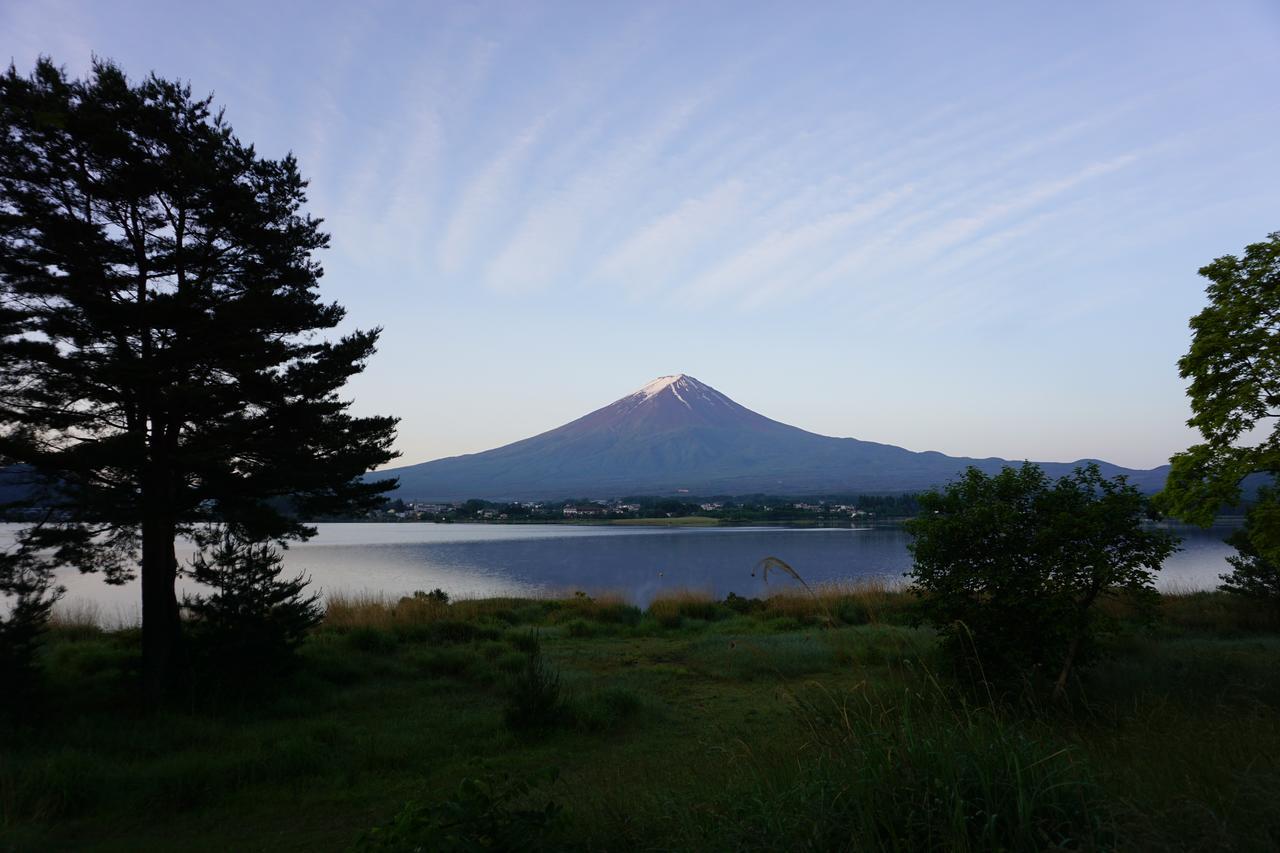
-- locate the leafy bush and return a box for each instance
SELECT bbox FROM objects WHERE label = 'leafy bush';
[906,463,1177,697]
[183,530,322,676]
[418,588,451,605]
[351,766,564,852]
[723,591,765,614]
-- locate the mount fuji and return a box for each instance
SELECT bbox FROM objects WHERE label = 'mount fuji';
[383,374,1169,500]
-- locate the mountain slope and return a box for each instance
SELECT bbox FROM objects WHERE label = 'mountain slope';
[383,375,1170,500]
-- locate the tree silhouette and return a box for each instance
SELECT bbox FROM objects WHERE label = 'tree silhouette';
[0,59,399,696]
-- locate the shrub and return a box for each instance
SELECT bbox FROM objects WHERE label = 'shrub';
[906,463,1177,698]
[723,591,765,614]
[413,588,450,605]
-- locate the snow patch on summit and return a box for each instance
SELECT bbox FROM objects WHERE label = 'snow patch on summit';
[636,375,683,400]
[612,374,717,411]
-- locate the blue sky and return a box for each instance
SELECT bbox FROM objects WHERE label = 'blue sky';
[4,1,1278,470]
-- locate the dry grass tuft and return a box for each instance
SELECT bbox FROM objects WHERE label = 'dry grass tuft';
[647,588,718,626]
[551,591,639,625]
[324,590,449,630]
[48,599,104,635]
[763,574,912,626]
[323,589,644,631]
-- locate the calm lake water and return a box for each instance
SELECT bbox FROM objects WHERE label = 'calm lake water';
[1,521,1242,625]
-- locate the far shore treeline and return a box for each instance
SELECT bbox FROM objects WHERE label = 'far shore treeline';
[321,492,925,523]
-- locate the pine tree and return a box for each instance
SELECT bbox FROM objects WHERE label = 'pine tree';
[183,529,323,676]
[0,58,398,696]
[0,546,61,712]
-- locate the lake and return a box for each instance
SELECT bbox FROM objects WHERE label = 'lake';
[0,521,1242,625]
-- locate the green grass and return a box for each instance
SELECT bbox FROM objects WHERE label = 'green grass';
[2,589,1278,851]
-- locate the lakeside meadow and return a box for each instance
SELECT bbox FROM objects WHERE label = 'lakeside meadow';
[3,582,1279,851]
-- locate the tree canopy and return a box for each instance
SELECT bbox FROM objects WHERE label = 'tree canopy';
[1159,232,1280,600]
[0,58,399,693]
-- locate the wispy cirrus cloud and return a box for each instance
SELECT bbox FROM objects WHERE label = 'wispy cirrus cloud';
[683,187,914,307]
[437,113,551,274]
[484,92,709,292]
[595,178,746,293]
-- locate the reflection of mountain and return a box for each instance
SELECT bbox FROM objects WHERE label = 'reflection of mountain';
[384,374,1170,500]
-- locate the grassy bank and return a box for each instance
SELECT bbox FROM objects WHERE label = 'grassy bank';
[3,585,1279,851]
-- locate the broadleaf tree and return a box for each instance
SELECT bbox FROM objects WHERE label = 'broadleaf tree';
[0,58,399,695]
[1158,232,1280,603]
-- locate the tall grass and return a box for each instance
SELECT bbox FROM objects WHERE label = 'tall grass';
[788,678,1108,851]
[324,590,644,633]
[46,600,104,641]
[647,589,720,626]
[546,591,641,626]
[503,632,564,732]
[763,577,913,626]
[324,590,449,630]
[320,581,918,635]
[1155,588,1280,633]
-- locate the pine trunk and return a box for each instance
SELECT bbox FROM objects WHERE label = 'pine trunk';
[141,512,182,700]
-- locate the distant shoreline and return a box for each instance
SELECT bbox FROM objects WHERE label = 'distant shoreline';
[298,515,916,527]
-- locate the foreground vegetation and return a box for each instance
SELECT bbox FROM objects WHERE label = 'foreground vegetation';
[3,584,1279,852]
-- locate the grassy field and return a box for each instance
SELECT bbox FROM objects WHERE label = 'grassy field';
[3,585,1279,851]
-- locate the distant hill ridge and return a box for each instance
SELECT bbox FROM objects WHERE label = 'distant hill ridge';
[382,374,1170,501]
